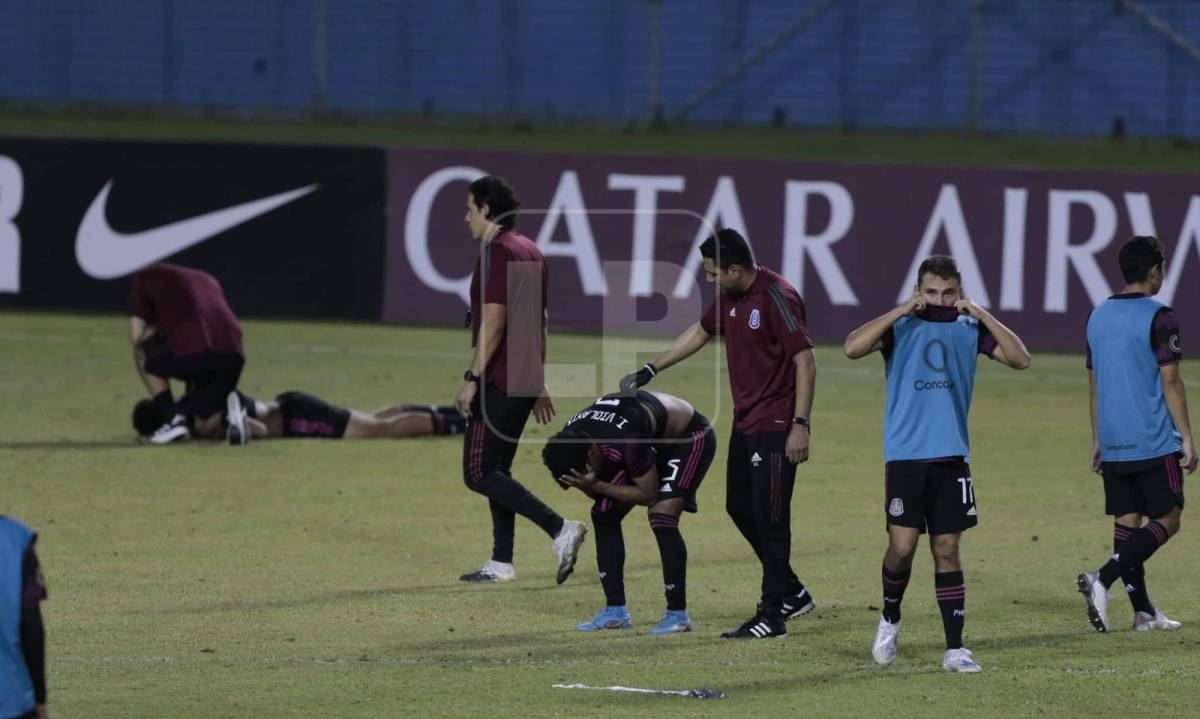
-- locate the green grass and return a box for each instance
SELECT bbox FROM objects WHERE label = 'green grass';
[3,108,1200,173]
[3,312,1200,718]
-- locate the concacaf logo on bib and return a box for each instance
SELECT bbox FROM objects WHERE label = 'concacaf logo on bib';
[748,308,761,329]
[888,498,904,517]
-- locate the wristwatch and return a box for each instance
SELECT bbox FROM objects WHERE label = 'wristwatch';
[464,370,480,384]
[792,416,811,430]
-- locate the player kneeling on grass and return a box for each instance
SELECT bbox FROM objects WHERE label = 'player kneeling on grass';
[129,263,247,445]
[843,255,1030,673]
[134,391,467,441]
[543,391,716,635]
[1077,236,1196,634]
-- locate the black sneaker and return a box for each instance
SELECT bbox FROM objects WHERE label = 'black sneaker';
[780,588,816,621]
[720,614,787,639]
[459,560,516,583]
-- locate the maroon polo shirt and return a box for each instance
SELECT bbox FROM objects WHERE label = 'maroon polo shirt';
[129,263,243,357]
[701,266,813,434]
[469,229,548,395]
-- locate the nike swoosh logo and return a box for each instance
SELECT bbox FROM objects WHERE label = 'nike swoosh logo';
[76,181,318,279]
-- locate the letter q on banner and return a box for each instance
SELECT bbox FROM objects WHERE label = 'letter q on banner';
[404,165,486,305]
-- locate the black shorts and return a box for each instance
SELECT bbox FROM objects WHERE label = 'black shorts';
[884,459,978,535]
[1102,452,1185,518]
[143,340,244,420]
[594,412,716,516]
[276,391,351,439]
[653,412,716,512]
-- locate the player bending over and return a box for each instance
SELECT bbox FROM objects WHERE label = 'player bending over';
[134,391,466,441]
[844,255,1030,673]
[543,391,716,635]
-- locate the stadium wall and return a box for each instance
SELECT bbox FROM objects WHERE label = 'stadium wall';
[1,1,1199,138]
[1,137,1198,352]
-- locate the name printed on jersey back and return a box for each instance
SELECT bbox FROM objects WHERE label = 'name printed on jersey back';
[568,408,630,428]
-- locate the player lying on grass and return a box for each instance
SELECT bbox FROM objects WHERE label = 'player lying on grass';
[133,391,467,442]
[543,391,716,635]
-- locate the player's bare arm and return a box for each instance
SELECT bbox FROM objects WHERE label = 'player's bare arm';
[562,465,659,506]
[843,294,924,359]
[653,322,713,372]
[954,299,1031,370]
[620,322,712,392]
[1160,362,1197,473]
[1088,370,1101,474]
[788,348,815,464]
[533,308,555,424]
[129,315,169,396]
[456,302,506,414]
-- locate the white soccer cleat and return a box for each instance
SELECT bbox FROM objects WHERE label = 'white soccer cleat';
[150,414,190,444]
[553,520,588,585]
[459,559,516,583]
[1133,610,1181,632]
[871,615,900,666]
[1076,571,1110,632]
[226,391,249,446]
[942,647,982,673]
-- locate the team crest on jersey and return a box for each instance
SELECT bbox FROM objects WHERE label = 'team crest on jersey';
[922,339,948,373]
[749,308,761,329]
[888,498,904,517]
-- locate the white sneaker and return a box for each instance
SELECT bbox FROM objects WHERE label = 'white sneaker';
[459,559,516,583]
[552,520,588,585]
[150,414,190,444]
[1134,610,1181,632]
[226,392,249,446]
[942,647,982,673]
[871,615,900,665]
[1076,571,1110,632]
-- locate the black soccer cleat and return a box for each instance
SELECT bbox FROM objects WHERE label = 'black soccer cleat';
[720,614,787,639]
[780,588,816,621]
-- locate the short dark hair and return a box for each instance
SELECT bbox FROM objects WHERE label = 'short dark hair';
[469,175,520,229]
[916,255,962,285]
[542,430,593,487]
[1119,235,1165,283]
[132,399,165,436]
[698,228,755,271]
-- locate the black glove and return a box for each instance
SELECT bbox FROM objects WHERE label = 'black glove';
[619,363,657,393]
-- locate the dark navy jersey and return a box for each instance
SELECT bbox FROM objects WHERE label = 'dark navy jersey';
[561,392,661,479]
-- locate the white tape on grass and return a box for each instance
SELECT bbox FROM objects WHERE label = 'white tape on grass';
[553,683,726,699]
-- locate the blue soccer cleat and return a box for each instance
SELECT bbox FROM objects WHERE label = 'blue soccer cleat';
[649,609,693,635]
[575,606,632,631]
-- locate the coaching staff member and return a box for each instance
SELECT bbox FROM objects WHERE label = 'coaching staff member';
[1,515,48,719]
[129,263,247,444]
[454,176,586,585]
[621,228,817,639]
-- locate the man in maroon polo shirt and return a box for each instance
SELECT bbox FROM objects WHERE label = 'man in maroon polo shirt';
[129,262,248,445]
[453,175,587,585]
[620,228,817,638]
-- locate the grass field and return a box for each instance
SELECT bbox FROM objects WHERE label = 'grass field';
[3,311,1200,717]
[3,108,1200,173]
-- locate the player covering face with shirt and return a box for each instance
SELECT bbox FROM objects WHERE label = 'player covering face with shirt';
[843,255,1030,673]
